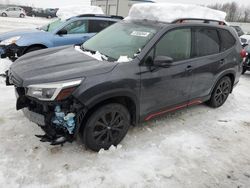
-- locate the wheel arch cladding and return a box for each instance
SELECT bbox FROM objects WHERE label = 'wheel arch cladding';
[78,95,138,137]
[212,72,235,94]
[24,44,47,54]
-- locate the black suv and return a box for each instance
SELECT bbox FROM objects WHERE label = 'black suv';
[8,18,242,151]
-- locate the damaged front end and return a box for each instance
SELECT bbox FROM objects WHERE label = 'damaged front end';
[14,79,86,145]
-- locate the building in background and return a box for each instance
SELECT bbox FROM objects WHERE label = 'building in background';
[91,0,154,17]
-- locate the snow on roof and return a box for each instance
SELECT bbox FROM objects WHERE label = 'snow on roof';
[56,6,104,20]
[125,3,227,23]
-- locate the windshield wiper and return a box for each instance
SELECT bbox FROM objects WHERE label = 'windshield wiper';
[80,45,117,62]
[80,45,96,54]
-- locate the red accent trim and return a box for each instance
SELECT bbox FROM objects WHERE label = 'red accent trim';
[144,99,202,121]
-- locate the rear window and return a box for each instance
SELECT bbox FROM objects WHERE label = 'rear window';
[219,29,236,51]
[194,28,220,57]
[89,20,116,33]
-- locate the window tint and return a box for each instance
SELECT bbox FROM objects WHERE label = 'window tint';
[194,28,220,57]
[155,29,191,61]
[219,29,236,51]
[63,20,88,34]
[89,20,116,33]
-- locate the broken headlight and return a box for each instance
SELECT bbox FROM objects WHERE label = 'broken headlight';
[26,79,82,101]
[0,36,21,45]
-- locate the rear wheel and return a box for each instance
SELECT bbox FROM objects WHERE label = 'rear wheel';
[83,103,130,152]
[2,13,7,17]
[207,76,232,108]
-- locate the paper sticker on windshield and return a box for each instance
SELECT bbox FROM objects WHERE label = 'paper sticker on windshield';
[131,31,150,37]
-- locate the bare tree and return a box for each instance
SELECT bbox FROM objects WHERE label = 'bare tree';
[208,1,250,23]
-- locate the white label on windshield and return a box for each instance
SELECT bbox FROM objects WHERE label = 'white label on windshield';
[131,31,150,37]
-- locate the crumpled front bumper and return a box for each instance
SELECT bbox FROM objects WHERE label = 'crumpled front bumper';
[14,86,86,145]
[0,44,26,60]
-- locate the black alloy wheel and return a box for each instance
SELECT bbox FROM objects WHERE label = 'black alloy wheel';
[208,76,232,108]
[84,103,130,151]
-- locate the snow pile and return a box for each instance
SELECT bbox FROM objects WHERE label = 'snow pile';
[126,3,227,23]
[240,35,250,45]
[117,56,133,63]
[75,46,107,61]
[57,6,104,20]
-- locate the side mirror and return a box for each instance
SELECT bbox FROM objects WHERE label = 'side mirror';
[57,29,67,36]
[154,56,173,67]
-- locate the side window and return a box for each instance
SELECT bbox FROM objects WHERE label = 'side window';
[219,29,236,52]
[155,28,191,61]
[62,20,88,34]
[194,28,220,57]
[89,20,115,33]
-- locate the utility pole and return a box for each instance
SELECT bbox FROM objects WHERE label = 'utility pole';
[116,0,119,16]
[105,0,109,15]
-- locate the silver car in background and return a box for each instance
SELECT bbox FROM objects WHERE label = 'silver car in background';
[1,7,26,18]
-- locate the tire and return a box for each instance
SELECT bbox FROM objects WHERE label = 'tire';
[25,46,44,54]
[20,14,25,18]
[32,14,35,17]
[207,76,232,108]
[47,15,52,19]
[83,103,131,152]
[2,13,7,17]
[242,67,247,75]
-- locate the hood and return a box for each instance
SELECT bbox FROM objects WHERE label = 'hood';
[10,45,118,87]
[0,29,42,41]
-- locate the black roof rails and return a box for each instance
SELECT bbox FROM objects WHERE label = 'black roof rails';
[172,18,227,25]
[76,14,123,20]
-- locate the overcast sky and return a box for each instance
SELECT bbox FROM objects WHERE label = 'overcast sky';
[1,0,250,8]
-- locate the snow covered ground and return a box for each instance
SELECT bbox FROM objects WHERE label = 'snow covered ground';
[1,17,250,188]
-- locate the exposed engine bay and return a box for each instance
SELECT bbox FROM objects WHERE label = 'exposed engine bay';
[15,87,86,145]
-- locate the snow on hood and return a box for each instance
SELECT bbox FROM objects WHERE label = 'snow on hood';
[75,46,107,61]
[57,6,104,20]
[125,3,227,23]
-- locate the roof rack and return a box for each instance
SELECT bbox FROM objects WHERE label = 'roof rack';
[172,18,226,25]
[76,14,123,20]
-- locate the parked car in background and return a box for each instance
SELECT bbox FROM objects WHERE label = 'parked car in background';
[1,7,26,18]
[27,8,58,19]
[242,45,250,74]
[8,15,243,151]
[230,25,245,37]
[0,14,123,61]
[240,34,250,47]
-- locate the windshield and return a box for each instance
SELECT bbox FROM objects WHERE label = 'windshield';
[82,21,158,61]
[40,19,64,32]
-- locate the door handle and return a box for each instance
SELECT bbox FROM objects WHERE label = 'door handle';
[220,59,225,64]
[185,65,193,72]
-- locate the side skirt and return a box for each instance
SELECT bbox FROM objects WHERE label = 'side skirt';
[143,96,210,122]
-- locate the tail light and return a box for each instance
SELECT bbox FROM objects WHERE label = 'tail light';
[240,49,247,58]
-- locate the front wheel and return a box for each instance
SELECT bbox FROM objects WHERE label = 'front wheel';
[25,46,45,54]
[207,76,232,108]
[83,103,131,152]
[20,14,25,18]
[2,13,7,17]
